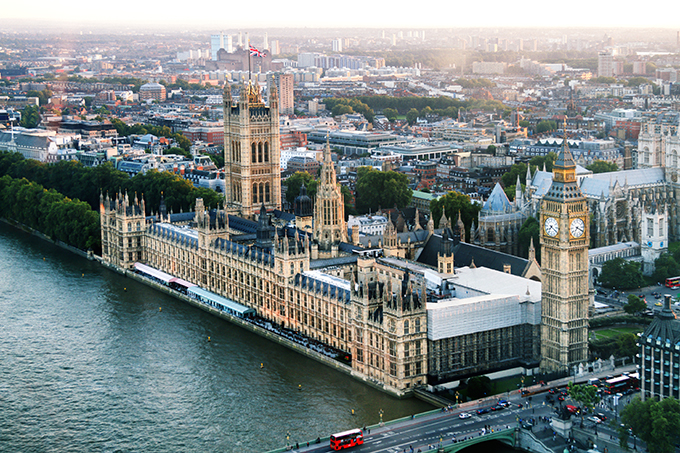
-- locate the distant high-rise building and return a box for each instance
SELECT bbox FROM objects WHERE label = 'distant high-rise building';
[263,32,269,50]
[210,33,225,61]
[270,40,280,55]
[633,60,646,75]
[332,39,342,53]
[226,35,233,53]
[268,73,294,115]
[238,32,243,47]
[598,51,614,77]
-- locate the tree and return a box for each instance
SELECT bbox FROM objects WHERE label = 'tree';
[486,145,497,156]
[529,152,557,173]
[619,396,680,453]
[501,162,528,188]
[284,172,318,205]
[568,381,600,427]
[383,108,398,121]
[429,191,481,239]
[652,253,680,284]
[331,104,353,117]
[355,167,412,214]
[586,160,619,173]
[598,257,645,289]
[20,105,40,128]
[536,120,557,134]
[466,375,492,400]
[406,108,419,125]
[518,216,540,263]
[624,294,646,315]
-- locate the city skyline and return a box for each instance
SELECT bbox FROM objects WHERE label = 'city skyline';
[3,0,680,30]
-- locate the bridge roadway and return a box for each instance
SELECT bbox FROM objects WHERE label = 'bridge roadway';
[266,396,554,453]
[266,364,639,453]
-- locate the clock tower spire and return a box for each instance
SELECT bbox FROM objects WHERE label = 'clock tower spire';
[540,122,589,374]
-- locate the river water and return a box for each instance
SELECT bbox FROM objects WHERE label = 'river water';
[0,223,433,452]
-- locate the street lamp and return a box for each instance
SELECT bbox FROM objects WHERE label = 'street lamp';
[286,431,290,450]
[379,409,384,427]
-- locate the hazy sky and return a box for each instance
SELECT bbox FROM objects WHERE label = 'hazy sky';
[3,0,678,29]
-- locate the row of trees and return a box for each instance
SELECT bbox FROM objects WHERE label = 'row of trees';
[598,248,680,289]
[323,98,375,123]
[0,175,100,252]
[0,152,222,216]
[429,191,481,241]
[323,95,510,119]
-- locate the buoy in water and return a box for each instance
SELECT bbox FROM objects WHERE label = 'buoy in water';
[351,409,355,416]
[208,336,211,342]
[124,288,126,291]
[82,273,84,277]
[298,384,302,391]
[261,363,264,369]
[159,307,162,312]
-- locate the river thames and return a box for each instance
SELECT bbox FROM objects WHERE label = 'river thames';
[0,222,435,452]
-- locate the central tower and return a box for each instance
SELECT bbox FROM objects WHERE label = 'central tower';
[223,81,281,218]
[540,131,590,374]
[313,138,347,258]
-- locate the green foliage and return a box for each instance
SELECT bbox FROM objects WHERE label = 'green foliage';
[536,120,557,134]
[627,77,650,87]
[0,152,222,217]
[466,375,492,400]
[20,105,40,128]
[518,216,540,263]
[501,162,528,188]
[589,331,638,360]
[406,108,419,125]
[209,153,224,168]
[567,381,600,411]
[324,98,374,122]
[0,175,101,252]
[341,185,357,217]
[355,167,412,214]
[429,191,480,239]
[26,88,53,106]
[652,252,680,283]
[624,294,646,315]
[598,257,645,289]
[619,396,680,453]
[586,160,619,173]
[167,146,191,159]
[486,145,497,156]
[519,120,530,128]
[529,152,557,172]
[454,78,496,89]
[284,172,319,205]
[591,76,617,84]
[383,108,398,121]
[589,315,651,329]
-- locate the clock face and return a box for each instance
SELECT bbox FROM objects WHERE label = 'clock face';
[570,218,585,238]
[544,217,559,237]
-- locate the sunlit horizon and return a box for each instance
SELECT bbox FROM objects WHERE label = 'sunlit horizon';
[2,0,680,32]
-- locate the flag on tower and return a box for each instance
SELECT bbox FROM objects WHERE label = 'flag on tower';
[249,45,264,57]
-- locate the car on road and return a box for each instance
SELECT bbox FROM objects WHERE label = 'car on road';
[587,416,602,424]
[459,412,472,419]
[520,420,534,430]
[476,408,490,415]
[655,302,662,306]
[497,400,511,408]
[595,413,607,421]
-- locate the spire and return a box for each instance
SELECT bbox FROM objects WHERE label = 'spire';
[553,118,576,169]
[525,164,532,186]
[528,236,536,261]
[439,209,449,230]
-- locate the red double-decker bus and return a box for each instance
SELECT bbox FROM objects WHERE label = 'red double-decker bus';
[330,428,364,450]
[665,276,680,289]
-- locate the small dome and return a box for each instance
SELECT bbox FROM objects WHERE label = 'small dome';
[294,184,313,217]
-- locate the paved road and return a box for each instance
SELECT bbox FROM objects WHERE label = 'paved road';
[595,282,680,312]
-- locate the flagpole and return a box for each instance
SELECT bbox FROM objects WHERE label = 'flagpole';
[248,40,252,82]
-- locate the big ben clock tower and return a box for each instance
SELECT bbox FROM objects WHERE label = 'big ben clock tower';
[540,128,589,373]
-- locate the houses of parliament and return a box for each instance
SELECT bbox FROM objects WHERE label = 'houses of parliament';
[100,82,589,395]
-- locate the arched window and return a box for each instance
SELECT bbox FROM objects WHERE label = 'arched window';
[264,142,269,162]
[672,150,678,168]
[251,142,257,163]
[258,142,263,163]
[265,182,270,202]
[404,320,410,335]
[253,183,259,203]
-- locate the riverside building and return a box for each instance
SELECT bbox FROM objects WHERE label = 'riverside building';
[100,82,556,395]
